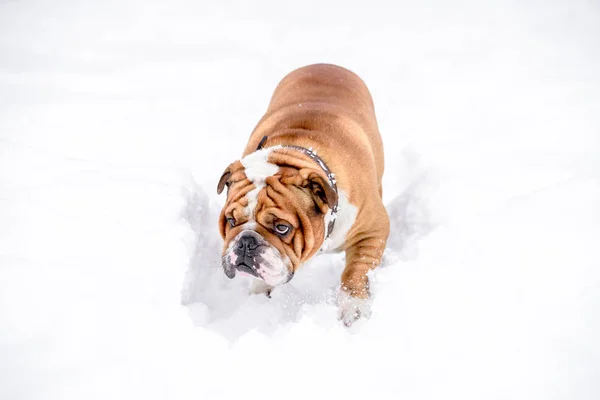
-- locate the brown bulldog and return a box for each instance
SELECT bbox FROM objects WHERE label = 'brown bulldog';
[217,64,389,326]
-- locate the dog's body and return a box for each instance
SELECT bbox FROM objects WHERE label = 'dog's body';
[217,64,389,325]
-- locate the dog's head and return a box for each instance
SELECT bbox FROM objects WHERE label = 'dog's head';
[217,146,337,286]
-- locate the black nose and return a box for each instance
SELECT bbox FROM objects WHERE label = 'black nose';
[237,235,258,253]
[234,235,260,278]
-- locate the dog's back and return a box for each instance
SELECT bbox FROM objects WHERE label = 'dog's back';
[245,64,385,192]
[269,64,376,129]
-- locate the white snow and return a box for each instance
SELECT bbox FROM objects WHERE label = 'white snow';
[1,1,599,399]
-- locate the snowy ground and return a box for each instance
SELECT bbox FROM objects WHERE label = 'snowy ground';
[1,0,599,399]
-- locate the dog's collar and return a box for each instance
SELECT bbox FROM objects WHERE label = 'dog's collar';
[256,135,338,239]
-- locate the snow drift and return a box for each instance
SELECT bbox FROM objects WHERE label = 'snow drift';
[1,0,599,399]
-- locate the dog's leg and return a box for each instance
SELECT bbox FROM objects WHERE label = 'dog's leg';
[338,234,387,326]
[249,279,273,298]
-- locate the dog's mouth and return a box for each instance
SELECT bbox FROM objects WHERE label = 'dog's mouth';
[235,262,260,278]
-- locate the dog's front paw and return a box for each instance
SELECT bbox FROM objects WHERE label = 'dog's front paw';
[336,290,372,327]
[249,279,273,298]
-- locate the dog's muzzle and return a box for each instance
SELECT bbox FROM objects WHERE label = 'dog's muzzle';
[222,231,293,286]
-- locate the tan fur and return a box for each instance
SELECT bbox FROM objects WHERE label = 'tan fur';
[219,63,389,301]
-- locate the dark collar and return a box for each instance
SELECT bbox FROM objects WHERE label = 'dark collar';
[256,135,339,239]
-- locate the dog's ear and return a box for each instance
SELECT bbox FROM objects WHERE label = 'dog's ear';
[217,167,231,195]
[306,172,337,211]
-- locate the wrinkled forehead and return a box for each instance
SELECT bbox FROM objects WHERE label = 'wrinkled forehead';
[226,147,281,221]
[226,148,312,223]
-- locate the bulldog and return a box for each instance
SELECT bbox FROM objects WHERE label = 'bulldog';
[217,63,389,326]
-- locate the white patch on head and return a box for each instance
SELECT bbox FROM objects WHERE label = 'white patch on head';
[241,146,281,181]
[244,186,262,221]
[321,189,357,252]
[240,221,256,231]
[240,146,281,220]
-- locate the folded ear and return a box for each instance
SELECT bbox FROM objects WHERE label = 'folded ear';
[217,167,231,195]
[306,172,337,211]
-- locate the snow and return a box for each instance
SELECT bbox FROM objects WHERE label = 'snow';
[1,0,599,399]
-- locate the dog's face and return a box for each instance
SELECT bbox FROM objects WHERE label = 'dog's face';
[217,147,337,286]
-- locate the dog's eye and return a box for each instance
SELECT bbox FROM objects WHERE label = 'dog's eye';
[226,217,236,227]
[274,223,291,236]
